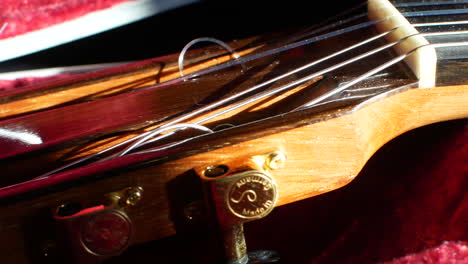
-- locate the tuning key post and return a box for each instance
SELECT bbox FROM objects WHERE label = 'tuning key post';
[196,151,284,264]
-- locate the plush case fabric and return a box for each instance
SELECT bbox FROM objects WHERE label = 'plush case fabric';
[0,0,129,39]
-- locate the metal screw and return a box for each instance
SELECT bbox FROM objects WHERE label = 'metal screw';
[265,151,286,170]
[183,200,205,221]
[41,240,57,259]
[125,187,143,206]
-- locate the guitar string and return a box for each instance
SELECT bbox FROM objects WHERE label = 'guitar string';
[286,2,369,44]
[177,37,246,78]
[395,1,468,7]
[36,123,214,178]
[36,8,468,177]
[402,8,468,17]
[292,81,419,110]
[285,1,468,44]
[88,124,214,163]
[298,41,468,109]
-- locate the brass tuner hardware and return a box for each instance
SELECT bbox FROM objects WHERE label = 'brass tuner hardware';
[225,170,277,220]
[106,186,144,208]
[196,151,284,264]
[53,186,143,263]
[263,151,286,171]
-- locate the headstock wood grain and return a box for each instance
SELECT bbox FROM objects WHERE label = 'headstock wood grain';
[0,0,466,263]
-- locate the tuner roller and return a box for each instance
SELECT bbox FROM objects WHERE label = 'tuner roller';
[80,210,133,256]
[53,187,143,263]
[54,206,133,263]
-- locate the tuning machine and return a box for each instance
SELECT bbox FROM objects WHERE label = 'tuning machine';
[53,187,143,263]
[195,151,285,264]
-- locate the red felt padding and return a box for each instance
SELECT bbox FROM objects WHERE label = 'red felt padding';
[0,0,131,40]
[385,241,468,264]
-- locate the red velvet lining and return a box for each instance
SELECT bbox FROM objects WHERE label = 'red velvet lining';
[0,0,131,39]
[385,241,468,264]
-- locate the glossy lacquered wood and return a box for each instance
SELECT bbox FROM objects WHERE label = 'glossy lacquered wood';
[0,83,466,264]
[104,119,467,264]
